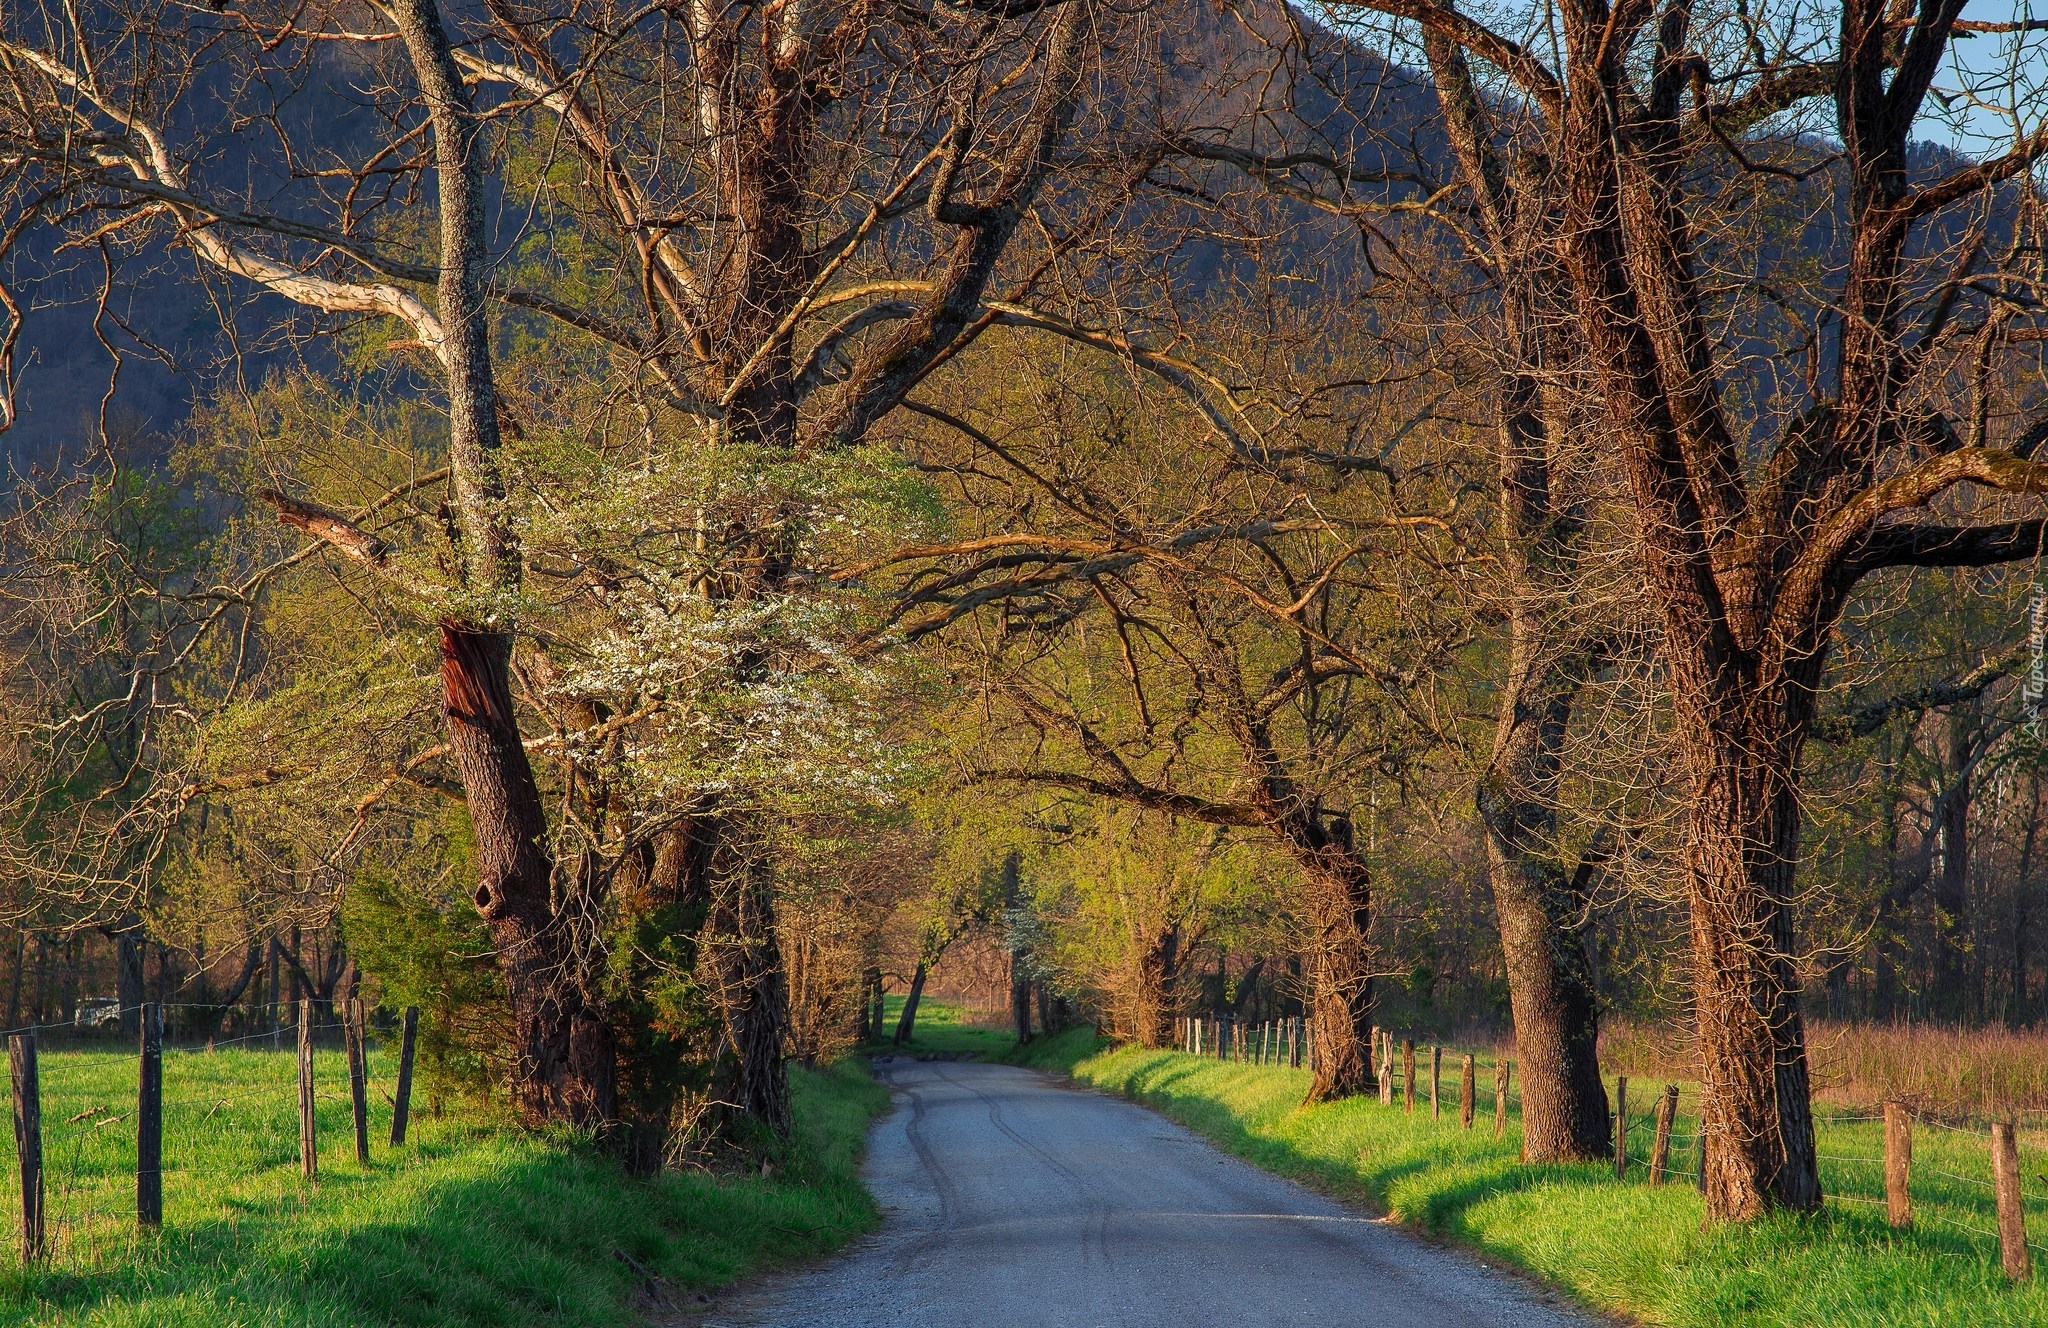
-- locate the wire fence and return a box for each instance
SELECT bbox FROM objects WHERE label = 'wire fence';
[0,999,421,1271]
[1169,1016,2048,1281]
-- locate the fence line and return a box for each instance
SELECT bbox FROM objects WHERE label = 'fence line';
[0,1001,422,1268]
[1163,1022,2046,1284]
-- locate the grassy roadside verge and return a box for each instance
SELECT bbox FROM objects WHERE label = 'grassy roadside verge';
[1,1053,889,1328]
[1012,1029,2048,1328]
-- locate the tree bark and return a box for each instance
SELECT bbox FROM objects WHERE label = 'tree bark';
[894,963,928,1045]
[696,814,791,1137]
[442,624,616,1127]
[1292,818,1374,1102]
[1476,497,1611,1162]
[1011,959,1034,1046]
[1482,770,1611,1158]
[1426,30,1610,1158]
[1131,927,1180,1048]
[1682,696,1821,1218]
[609,826,706,1176]
[387,0,621,1133]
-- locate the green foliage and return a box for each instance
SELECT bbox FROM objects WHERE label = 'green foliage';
[602,875,720,1126]
[342,818,507,1105]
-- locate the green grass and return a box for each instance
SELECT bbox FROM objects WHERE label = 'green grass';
[0,1039,889,1326]
[1023,1032,2048,1328]
[865,995,1017,1059]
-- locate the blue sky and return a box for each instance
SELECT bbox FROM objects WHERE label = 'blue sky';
[1926,2,2048,154]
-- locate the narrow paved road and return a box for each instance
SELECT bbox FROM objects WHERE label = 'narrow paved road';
[708,1059,1599,1327]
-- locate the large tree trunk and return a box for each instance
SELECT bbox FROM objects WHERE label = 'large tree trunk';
[1010,956,1034,1046]
[1001,849,1033,1045]
[1423,30,1610,1161]
[894,963,929,1045]
[607,826,708,1176]
[696,813,791,1137]
[1683,699,1820,1218]
[865,967,886,1042]
[1478,635,1611,1161]
[390,0,621,1134]
[1291,818,1374,1101]
[1130,927,1180,1048]
[443,624,616,1127]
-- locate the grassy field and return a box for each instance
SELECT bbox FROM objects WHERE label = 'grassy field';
[868,996,1018,1059]
[1601,1018,2048,1122]
[1021,1030,2048,1328]
[0,1037,888,1327]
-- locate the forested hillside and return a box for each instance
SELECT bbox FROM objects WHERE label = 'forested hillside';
[2,0,2045,1235]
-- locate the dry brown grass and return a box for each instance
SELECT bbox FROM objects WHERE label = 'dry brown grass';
[1595,1017,2048,1123]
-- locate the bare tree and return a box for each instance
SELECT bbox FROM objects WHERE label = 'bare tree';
[1338,0,2048,1216]
[0,0,1116,1145]
[878,291,1483,1098]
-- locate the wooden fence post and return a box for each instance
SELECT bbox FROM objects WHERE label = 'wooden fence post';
[298,998,317,1182]
[345,997,370,1165]
[1460,1054,1476,1129]
[1430,1045,1442,1120]
[1883,1101,1911,1228]
[1614,1076,1629,1179]
[391,1006,419,1146]
[1380,1033,1394,1104]
[1402,1039,1416,1111]
[1494,1059,1510,1138]
[138,1002,163,1228]
[9,1032,42,1262]
[1993,1121,2031,1282]
[1648,1083,1677,1186]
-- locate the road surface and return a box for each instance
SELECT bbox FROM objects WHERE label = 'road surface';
[706,1058,1600,1327]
